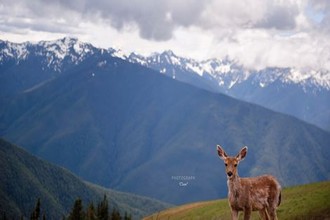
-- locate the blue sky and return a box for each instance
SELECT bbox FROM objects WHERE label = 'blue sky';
[1,0,329,71]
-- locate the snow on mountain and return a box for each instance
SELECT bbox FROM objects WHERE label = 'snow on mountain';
[127,50,330,91]
[2,38,329,90]
[1,37,109,72]
[0,41,29,61]
[286,69,330,89]
[35,37,99,71]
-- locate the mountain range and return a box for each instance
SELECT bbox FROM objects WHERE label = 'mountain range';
[0,38,330,205]
[0,138,170,219]
[2,38,329,131]
[127,51,330,131]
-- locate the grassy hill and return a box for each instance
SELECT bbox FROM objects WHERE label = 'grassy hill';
[144,181,330,220]
[0,138,171,219]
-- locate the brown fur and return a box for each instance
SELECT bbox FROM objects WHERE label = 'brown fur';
[217,145,281,220]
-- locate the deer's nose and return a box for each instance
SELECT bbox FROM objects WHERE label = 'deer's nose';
[227,171,233,177]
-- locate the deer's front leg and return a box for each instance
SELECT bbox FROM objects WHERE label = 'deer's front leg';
[243,207,252,220]
[231,209,239,220]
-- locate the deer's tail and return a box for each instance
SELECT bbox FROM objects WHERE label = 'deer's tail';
[277,191,282,207]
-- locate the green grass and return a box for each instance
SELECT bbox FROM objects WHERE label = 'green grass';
[144,181,330,220]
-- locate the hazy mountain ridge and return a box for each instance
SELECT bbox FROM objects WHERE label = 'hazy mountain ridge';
[127,50,330,131]
[1,48,329,205]
[0,138,171,219]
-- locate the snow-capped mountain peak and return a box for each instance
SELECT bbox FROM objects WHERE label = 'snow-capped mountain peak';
[0,40,30,61]
[39,37,96,64]
[1,38,330,91]
[126,49,330,91]
[1,37,104,72]
[286,69,330,89]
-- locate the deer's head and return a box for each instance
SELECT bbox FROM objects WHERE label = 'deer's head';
[217,145,247,179]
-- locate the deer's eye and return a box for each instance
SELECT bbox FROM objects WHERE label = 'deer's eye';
[225,163,228,166]
[234,164,237,167]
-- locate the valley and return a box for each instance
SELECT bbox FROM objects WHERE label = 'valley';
[0,138,171,219]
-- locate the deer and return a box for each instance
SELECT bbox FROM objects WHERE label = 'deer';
[217,145,281,220]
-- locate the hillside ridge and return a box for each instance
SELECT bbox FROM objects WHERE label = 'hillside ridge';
[0,138,171,219]
[144,181,330,220]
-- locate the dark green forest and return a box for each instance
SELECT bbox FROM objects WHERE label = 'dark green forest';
[19,195,131,220]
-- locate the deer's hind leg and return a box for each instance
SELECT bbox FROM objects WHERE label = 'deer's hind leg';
[243,207,252,220]
[266,207,278,220]
[258,208,269,220]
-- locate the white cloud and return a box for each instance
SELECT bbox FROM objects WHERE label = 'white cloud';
[0,0,329,71]
[212,29,330,71]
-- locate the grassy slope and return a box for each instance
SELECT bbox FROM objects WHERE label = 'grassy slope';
[144,181,330,220]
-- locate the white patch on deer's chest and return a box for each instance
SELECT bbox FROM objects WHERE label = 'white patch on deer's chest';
[227,179,245,210]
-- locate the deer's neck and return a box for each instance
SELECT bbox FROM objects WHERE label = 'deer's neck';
[227,174,241,199]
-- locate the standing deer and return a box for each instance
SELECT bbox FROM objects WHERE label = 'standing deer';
[217,145,281,220]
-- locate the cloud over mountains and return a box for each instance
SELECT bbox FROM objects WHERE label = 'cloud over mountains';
[1,0,329,71]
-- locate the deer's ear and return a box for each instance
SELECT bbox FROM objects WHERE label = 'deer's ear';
[217,145,227,160]
[236,146,248,161]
